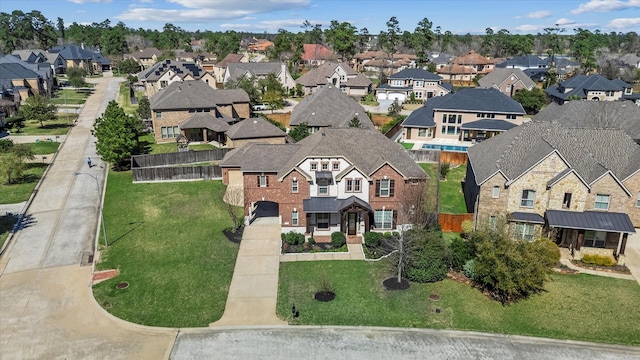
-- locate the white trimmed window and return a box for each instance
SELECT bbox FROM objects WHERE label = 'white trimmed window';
[346,179,353,192]
[317,213,329,229]
[594,194,610,210]
[374,209,393,229]
[492,186,500,198]
[160,126,179,139]
[258,175,268,187]
[292,211,298,226]
[318,179,329,195]
[321,162,329,171]
[378,179,391,197]
[292,179,298,193]
[354,179,361,192]
[520,190,535,207]
[332,162,340,171]
[415,81,424,87]
[637,192,640,207]
[418,128,427,137]
[310,162,317,171]
[584,230,606,248]
[155,111,162,119]
[513,222,535,241]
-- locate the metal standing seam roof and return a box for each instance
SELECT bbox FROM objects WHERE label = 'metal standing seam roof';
[303,196,373,213]
[509,212,545,224]
[546,210,636,233]
[460,119,518,131]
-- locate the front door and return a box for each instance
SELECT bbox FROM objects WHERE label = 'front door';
[347,213,357,235]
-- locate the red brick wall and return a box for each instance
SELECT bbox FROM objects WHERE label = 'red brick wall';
[368,164,424,225]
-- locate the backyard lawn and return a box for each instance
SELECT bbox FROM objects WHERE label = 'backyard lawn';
[0,163,48,204]
[138,133,217,154]
[92,171,240,327]
[277,261,640,345]
[420,163,468,214]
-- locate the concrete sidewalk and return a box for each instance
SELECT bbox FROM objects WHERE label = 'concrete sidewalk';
[212,217,287,326]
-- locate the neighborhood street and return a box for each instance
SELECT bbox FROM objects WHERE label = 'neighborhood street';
[0,76,639,360]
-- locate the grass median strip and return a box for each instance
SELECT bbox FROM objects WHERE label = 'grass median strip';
[0,163,48,204]
[93,171,239,327]
[277,261,640,345]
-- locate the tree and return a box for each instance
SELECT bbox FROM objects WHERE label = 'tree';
[387,98,402,116]
[0,140,34,184]
[348,116,361,128]
[404,228,448,283]
[380,17,401,74]
[412,17,435,64]
[513,88,547,115]
[101,22,129,56]
[20,95,57,128]
[262,90,284,113]
[57,17,65,40]
[258,73,285,95]
[325,21,357,61]
[223,186,244,231]
[358,27,370,52]
[226,74,260,105]
[67,67,87,89]
[469,228,560,304]
[136,97,151,121]
[92,101,138,169]
[289,122,309,142]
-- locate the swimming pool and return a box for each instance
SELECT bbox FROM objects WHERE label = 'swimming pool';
[421,144,469,152]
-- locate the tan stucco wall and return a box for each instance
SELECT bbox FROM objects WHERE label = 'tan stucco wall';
[433,109,524,140]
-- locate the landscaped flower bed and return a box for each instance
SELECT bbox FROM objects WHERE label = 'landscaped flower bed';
[281,231,347,254]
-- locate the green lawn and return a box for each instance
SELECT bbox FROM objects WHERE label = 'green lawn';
[400,142,414,150]
[420,163,468,214]
[25,141,60,155]
[14,115,75,136]
[92,171,240,327]
[0,214,18,249]
[0,163,48,204]
[118,82,142,115]
[50,89,91,105]
[138,133,217,154]
[278,261,640,345]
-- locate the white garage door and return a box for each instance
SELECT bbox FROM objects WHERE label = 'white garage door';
[388,93,406,102]
[376,93,387,100]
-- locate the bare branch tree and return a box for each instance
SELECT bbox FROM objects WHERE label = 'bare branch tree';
[223,186,244,231]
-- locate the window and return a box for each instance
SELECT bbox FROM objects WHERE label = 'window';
[292,179,298,193]
[415,81,424,87]
[584,230,606,248]
[292,211,298,226]
[354,179,361,192]
[594,194,610,210]
[160,126,180,139]
[492,186,500,198]
[563,193,572,209]
[318,179,329,195]
[374,209,394,229]
[155,111,162,119]
[317,213,329,229]
[258,175,268,187]
[332,162,340,171]
[340,75,345,81]
[346,179,353,192]
[160,80,168,88]
[392,80,403,86]
[489,216,497,230]
[321,162,329,171]
[505,84,511,93]
[415,91,423,99]
[520,190,536,207]
[637,192,640,207]
[310,162,317,171]
[506,114,517,120]
[377,179,395,197]
[513,222,535,241]
[418,128,427,137]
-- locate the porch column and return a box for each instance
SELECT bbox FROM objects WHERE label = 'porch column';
[576,230,584,251]
[203,129,208,142]
[619,233,628,256]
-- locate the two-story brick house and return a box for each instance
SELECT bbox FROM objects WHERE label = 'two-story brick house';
[149,80,250,144]
[464,121,639,264]
[375,68,452,102]
[401,87,525,144]
[220,128,428,240]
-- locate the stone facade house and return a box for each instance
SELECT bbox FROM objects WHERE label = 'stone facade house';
[464,121,639,264]
[225,117,287,148]
[138,59,217,97]
[545,74,638,105]
[375,68,452,102]
[224,62,296,90]
[289,85,374,133]
[149,80,249,144]
[125,47,162,70]
[220,128,429,239]
[477,68,537,97]
[296,62,371,97]
[208,53,247,83]
[438,50,495,84]
[401,87,525,143]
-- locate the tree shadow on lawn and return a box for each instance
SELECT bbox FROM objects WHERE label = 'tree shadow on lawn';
[39,123,75,131]
[107,221,145,247]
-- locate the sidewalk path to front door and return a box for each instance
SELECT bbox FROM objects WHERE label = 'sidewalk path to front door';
[211,217,287,326]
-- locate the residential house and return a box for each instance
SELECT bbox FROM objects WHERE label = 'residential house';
[478,68,537,97]
[302,44,336,66]
[295,62,371,97]
[149,80,250,144]
[220,127,429,238]
[138,59,217,97]
[289,85,375,132]
[225,117,287,148]
[533,101,640,143]
[545,74,637,104]
[496,54,548,71]
[401,87,525,143]
[375,68,452,102]
[353,51,417,74]
[175,51,216,64]
[438,50,495,84]
[428,52,454,70]
[125,47,162,70]
[1,54,53,97]
[224,62,296,90]
[247,38,274,52]
[0,63,44,104]
[48,44,111,73]
[464,121,639,264]
[208,53,247,83]
[620,53,640,69]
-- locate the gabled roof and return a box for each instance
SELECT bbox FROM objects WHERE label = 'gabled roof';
[429,52,454,65]
[422,87,525,114]
[0,63,40,80]
[216,53,245,67]
[468,121,640,188]
[220,143,302,172]
[401,96,448,128]
[345,73,372,87]
[496,55,547,69]
[277,128,428,180]
[225,62,285,82]
[478,68,536,90]
[389,68,442,81]
[226,117,286,140]
[437,63,478,75]
[452,50,494,65]
[289,85,374,128]
[179,113,231,132]
[130,47,162,60]
[0,55,52,80]
[50,45,95,60]
[545,74,625,100]
[460,119,518,131]
[139,60,209,82]
[149,80,249,110]
[303,44,335,61]
[295,62,362,87]
[532,101,640,142]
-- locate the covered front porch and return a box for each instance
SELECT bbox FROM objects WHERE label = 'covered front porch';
[546,210,636,265]
[302,196,374,242]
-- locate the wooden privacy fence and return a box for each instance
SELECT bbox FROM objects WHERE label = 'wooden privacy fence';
[440,151,468,165]
[131,149,229,168]
[438,213,473,232]
[266,113,291,128]
[132,165,222,183]
[406,149,440,163]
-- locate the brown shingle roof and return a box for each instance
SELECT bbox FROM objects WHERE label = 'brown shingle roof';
[179,113,231,132]
[226,117,286,140]
[149,80,249,110]
[452,50,494,65]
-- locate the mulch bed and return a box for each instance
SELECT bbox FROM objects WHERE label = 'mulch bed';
[446,271,471,284]
[570,260,631,274]
[282,242,344,254]
[383,277,410,290]
[314,291,335,302]
[223,226,244,244]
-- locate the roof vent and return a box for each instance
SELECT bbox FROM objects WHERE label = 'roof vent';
[312,112,315,115]
[253,120,257,124]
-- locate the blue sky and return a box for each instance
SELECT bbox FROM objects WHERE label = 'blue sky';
[3,0,640,34]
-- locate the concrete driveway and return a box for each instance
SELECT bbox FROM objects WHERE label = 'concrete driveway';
[624,230,640,285]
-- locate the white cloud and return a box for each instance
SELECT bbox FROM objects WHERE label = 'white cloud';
[571,0,640,14]
[139,0,154,3]
[524,10,552,19]
[608,17,640,28]
[555,18,576,25]
[514,24,545,32]
[117,0,310,23]
[68,0,112,3]
[220,19,324,31]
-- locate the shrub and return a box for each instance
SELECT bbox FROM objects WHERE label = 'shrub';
[331,232,346,248]
[581,254,616,267]
[307,237,315,246]
[383,231,392,238]
[405,229,448,283]
[282,231,304,245]
[461,220,474,236]
[364,232,382,247]
[440,162,450,179]
[463,259,477,280]
[447,237,476,271]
